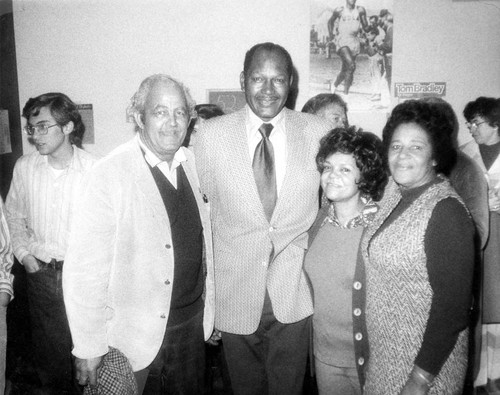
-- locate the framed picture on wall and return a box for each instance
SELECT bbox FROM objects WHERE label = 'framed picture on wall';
[309,0,394,112]
[207,90,246,114]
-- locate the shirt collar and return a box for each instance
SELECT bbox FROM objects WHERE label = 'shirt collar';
[38,145,86,172]
[246,105,285,135]
[136,134,187,168]
[321,196,379,229]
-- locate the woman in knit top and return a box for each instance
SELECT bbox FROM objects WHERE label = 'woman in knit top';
[361,100,475,394]
[304,127,387,394]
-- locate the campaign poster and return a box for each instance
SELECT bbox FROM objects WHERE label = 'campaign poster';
[310,0,394,111]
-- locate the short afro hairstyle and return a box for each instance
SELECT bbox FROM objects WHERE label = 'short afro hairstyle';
[382,100,457,176]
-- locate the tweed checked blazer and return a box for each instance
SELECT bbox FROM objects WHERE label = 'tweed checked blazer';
[63,138,215,371]
[195,107,331,335]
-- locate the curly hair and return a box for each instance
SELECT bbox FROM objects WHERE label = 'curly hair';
[126,74,196,133]
[22,92,85,148]
[463,96,500,130]
[316,126,388,201]
[382,100,457,176]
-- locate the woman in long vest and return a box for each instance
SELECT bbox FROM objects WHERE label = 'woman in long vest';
[361,100,475,394]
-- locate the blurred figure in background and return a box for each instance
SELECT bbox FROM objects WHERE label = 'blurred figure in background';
[422,96,488,393]
[305,127,386,394]
[461,97,500,393]
[302,93,348,128]
[302,93,350,208]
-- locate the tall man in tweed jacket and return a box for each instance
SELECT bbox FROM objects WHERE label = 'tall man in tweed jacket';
[195,42,331,394]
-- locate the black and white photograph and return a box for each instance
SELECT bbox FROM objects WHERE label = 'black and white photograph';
[310,0,393,111]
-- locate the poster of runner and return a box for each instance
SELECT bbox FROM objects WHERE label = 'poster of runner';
[310,0,394,111]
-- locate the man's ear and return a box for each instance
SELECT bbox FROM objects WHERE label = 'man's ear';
[62,121,74,136]
[134,113,145,129]
[240,72,246,92]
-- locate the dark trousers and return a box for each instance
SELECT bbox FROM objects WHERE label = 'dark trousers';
[26,260,78,394]
[135,309,206,395]
[222,292,311,395]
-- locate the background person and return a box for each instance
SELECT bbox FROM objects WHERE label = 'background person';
[194,42,330,394]
[422,97,489,392]
[5,92,95,394]
[461,96,500,392]
[63,74,215,394]
[305,127,387,395]
[302,93,350,208]
[361,100,474,394]
[302,93,348,128]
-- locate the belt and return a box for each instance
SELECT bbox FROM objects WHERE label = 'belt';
[36,258,64,271]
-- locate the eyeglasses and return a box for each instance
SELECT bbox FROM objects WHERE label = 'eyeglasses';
[465,120,486,130]
[23,123,59,136]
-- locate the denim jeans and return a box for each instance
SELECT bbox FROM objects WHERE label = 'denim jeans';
[26,261,77,393]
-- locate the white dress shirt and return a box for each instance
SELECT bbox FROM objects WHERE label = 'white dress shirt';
[5,147,95,263]
[137,134,186,189]
[245,106,287,195]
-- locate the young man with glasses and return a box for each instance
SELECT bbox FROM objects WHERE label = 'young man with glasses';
[5,92,95,394]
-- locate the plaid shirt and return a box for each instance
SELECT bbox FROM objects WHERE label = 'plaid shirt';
[321,196,378,229]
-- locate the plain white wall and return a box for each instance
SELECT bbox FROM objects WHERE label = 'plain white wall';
[13,0,500,156]
[392,0,500,146]
[13,0,310,157]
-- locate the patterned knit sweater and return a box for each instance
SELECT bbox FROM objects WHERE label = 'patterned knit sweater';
[361,178,471,395]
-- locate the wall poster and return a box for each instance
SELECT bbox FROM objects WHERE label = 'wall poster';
[76,104,95,144]
[310,0,394,112]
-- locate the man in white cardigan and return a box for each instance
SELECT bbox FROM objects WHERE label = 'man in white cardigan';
[63,74,215,394]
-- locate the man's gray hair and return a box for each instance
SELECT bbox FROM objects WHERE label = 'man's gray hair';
[126,74,197,132]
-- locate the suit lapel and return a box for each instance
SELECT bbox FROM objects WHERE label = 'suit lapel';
[272,109,309,221]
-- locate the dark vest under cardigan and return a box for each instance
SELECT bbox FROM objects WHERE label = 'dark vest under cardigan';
[149,163,204,327]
